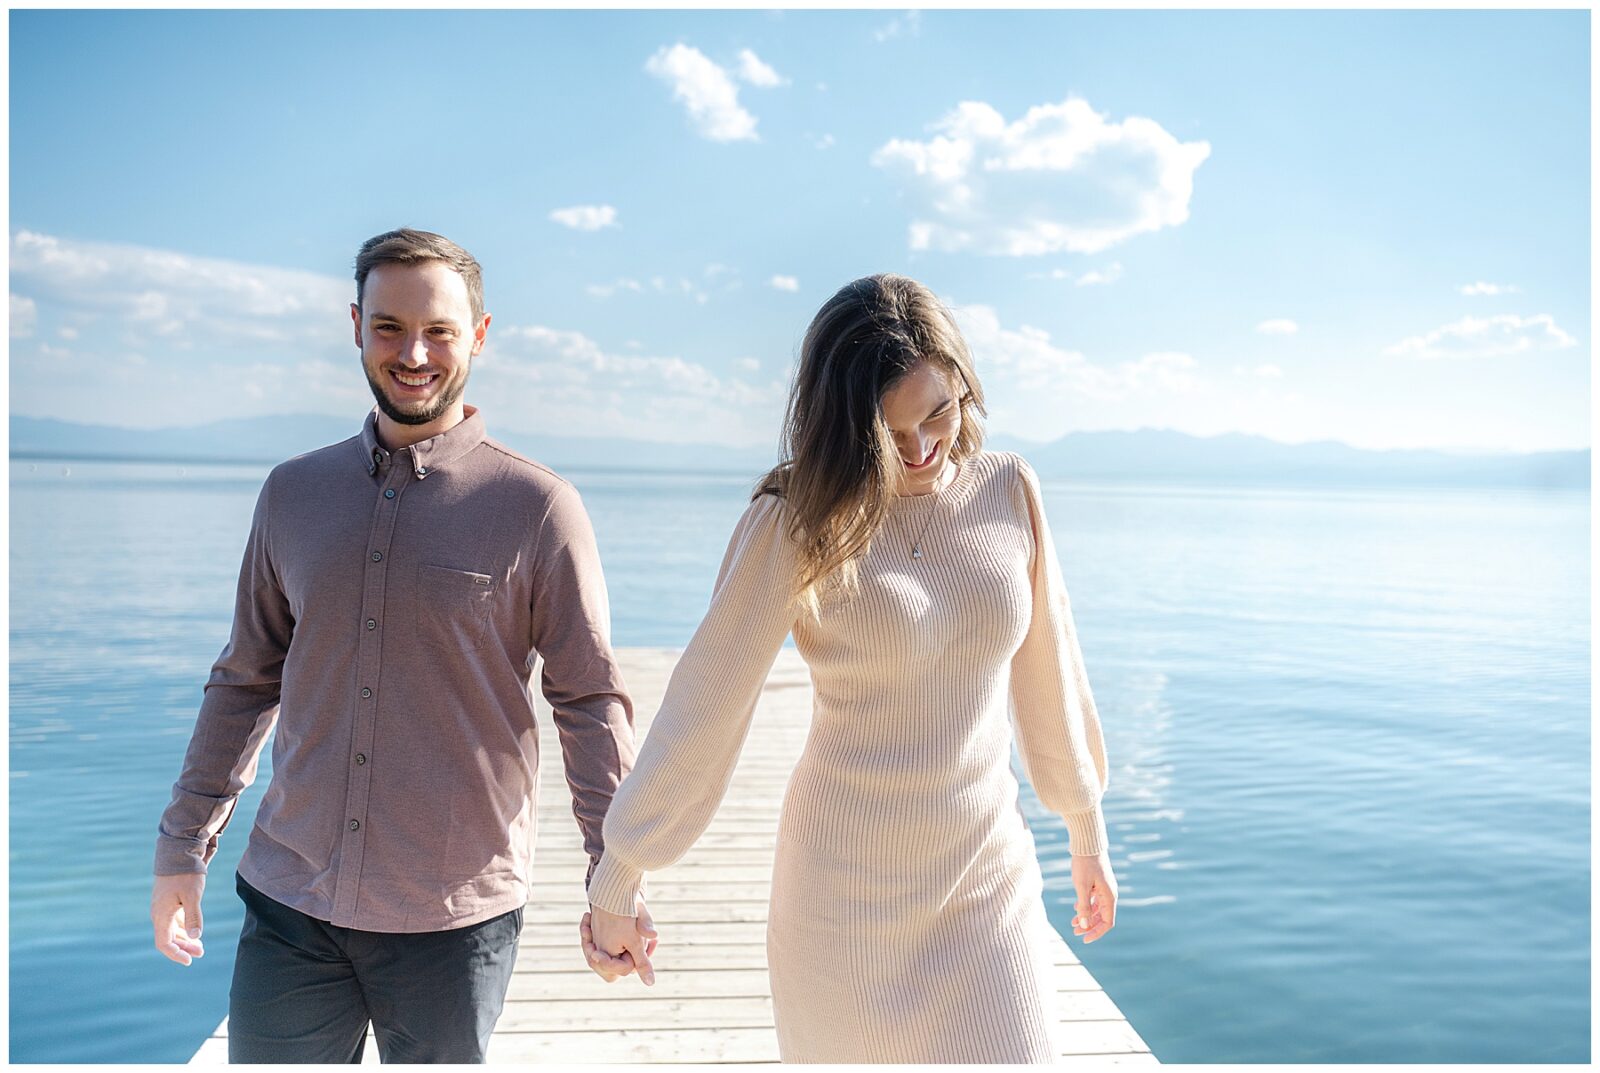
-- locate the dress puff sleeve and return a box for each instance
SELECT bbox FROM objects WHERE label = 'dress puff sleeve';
[1009,457,1110,856]
[587,493,798,914]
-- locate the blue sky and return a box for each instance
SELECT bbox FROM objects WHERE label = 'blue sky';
[8,9,1590,452]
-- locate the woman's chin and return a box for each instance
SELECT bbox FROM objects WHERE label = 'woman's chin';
[898,457,948,495]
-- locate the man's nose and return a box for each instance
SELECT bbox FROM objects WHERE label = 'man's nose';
[400,335,429,367]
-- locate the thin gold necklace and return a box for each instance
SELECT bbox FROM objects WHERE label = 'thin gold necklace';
[906,466,953,560]
[910,490,939,559]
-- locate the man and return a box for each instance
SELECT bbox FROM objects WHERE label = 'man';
[152,228,651,1063]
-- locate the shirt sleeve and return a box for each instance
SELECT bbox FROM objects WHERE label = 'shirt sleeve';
[528,482,637,876]
[153,475,295,876]
[1009,457,1111,856]
[586,493,796,915]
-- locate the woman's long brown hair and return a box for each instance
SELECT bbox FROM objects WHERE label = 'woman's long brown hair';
[758,274,987,615]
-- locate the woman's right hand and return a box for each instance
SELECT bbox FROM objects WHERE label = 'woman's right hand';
[583,896,659,984]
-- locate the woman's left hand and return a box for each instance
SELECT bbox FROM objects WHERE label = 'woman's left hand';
[581,897,659,984]
[1070,852,1118,943]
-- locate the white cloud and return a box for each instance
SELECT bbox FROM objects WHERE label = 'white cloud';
[875,10,923,41]
[654,276,708,302]
[1383,313,1578,360]
[1459,281,1519,296]
[58,325,78,340]
[11,293,37,337]
[646,44,758,142]
[704,264,744,293]
[481,324,786,446]
[549,204,619,231]
[10,230,348,348]
[1256,318,1299,335]
[738,357,761,372]
[872,96,1211,256]
[588,275,712,303]
[769,275,800,292]
[809,133,836,150]
[229,358,369,410]
[1255,363,1284,378]
[1075,263,1123,286]
[953,302,1200,400]
[1121,351,1201,394]
[735,49,785,88]
[586,278,643,299]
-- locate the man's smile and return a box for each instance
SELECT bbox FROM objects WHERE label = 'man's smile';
[390,370,439,390]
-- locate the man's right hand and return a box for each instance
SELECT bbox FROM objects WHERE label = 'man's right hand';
[152,873,207,965]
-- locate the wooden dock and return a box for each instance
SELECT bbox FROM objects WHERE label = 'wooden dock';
[192,647,1156,1064]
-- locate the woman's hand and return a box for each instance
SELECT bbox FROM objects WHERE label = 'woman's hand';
[1070,852,1118,943]
[581,895,659,984]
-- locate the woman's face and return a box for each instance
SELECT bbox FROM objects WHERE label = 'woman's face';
[880,361,962,496]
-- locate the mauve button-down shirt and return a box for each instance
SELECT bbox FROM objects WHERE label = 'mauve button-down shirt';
[154,406,636,932]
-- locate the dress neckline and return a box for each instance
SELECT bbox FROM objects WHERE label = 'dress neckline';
[886,453,981,512]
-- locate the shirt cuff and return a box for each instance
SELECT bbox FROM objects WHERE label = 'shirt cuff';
[587,851,644,916]
[1065,807,1110,857]
[153,835,210,876]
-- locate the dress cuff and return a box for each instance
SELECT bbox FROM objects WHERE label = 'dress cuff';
[1065,807,1110,857]
[587,851,644,916]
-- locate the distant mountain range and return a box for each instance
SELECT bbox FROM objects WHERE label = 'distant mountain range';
[9,414,1589,489]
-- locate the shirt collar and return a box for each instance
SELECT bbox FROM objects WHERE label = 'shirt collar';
[357,405,488,479]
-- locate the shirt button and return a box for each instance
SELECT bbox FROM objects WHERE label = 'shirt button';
[349,819,361,831]
[417,466,429,476]
[384,489,395,499]
[360,687,372,699]
[355,753,367,766]
[366,619,377,630]
[371,551,383,562]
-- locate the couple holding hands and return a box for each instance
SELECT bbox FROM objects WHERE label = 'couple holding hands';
[151,228,1116,1065]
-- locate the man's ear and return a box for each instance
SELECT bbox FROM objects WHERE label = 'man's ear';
[471,312,492,356]
[351,303,364,349]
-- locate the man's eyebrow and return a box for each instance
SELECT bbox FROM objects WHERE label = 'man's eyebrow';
[367,311,461,327]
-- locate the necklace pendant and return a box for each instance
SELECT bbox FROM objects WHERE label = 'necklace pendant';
[912,546,923,559]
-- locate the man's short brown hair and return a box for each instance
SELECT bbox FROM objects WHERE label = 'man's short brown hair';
[354,228,484,324]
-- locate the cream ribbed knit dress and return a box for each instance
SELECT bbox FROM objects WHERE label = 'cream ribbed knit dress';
[588,451,1109,1063]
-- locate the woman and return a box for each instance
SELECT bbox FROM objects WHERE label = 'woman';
[585,274,1116,1063]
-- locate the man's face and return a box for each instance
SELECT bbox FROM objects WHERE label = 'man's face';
[352,261,489,430]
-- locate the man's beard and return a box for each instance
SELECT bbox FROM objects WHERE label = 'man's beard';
[363,359,469,427]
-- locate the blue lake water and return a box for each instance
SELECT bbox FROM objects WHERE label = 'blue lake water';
[9,456,1590,1063]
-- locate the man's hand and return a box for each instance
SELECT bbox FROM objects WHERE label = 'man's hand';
[579,912,633,983]
[1070,852,1118,943]
[582,895,658,985]
[152,873,207,965]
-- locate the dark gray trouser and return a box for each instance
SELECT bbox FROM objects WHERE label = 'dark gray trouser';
[228,873,523,1064]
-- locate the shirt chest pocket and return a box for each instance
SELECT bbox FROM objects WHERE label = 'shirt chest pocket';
[417,564,497,652]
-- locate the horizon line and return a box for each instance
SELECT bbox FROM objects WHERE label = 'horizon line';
[6,410,1591,459]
